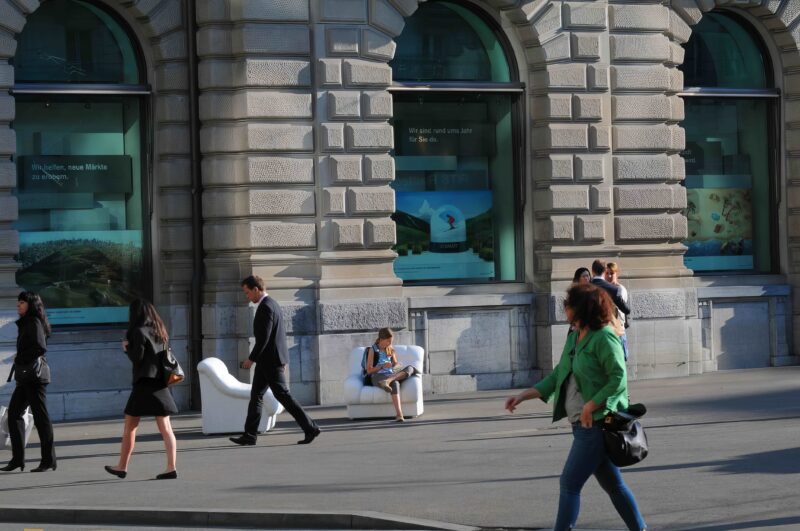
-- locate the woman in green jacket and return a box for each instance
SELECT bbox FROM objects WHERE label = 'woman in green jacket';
[505,283,646,531]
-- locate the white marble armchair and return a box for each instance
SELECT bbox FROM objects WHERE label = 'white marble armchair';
[197,357,284,435]
[343,345,424,419]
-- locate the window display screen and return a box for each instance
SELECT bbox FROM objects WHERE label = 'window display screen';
[681,98,771,273]
[391,93,518,282]
[14,97,145,325]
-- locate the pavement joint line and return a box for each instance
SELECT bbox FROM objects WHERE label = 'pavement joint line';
[0,506,480,531]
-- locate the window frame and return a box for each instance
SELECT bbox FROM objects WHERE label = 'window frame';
[10,0,153,327]
[388,0,526,286]
[679,10,780,276]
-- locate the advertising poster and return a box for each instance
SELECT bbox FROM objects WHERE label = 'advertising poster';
[392,191,494,281]
[684,183,754,271]
[16,230,143,325]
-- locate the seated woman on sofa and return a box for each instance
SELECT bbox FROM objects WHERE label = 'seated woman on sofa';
[364,328,417,422]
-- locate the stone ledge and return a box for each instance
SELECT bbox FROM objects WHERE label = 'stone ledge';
[319,298,407,333]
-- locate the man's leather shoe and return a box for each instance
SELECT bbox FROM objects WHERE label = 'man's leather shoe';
[229,435,256,446]
[297,426,321,445]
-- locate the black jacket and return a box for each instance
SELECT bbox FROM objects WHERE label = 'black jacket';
[591,277,631,316]
[248,296,289,367]
[126,327,165,384]
[15,315,47,365]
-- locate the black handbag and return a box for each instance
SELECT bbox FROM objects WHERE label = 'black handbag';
[601,403,648,467]
[157,347,184,387]
[10,356,50,385]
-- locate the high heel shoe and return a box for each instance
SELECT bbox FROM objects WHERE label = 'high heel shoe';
[104,465,127,479]
[0,462,24,472]
[31,462,57,472]
[155,470,177,480]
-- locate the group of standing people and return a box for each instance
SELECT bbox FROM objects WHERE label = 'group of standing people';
[505,259,645,531]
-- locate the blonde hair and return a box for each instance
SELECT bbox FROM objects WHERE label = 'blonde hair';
[375,327,395,356]
[607,262,620,274]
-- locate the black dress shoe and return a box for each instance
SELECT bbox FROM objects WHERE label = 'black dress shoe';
[155,470,178,480]
[229,435,256,446]
[104,465,127,478]
[0,462,24,472]
[297,426,321,445]
[31,462,56,472]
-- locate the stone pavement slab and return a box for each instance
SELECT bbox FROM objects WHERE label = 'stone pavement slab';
[0,367,798,531]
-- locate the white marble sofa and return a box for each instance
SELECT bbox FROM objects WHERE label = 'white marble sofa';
[343,345,424,419]
[197,357,284,435]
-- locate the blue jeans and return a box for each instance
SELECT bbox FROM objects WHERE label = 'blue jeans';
[554,425,646,531]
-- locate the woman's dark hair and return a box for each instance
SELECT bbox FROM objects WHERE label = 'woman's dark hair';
[572,267,591,283]
[564,283,616,331]
[18,291,51,337]
[127,299,169,344]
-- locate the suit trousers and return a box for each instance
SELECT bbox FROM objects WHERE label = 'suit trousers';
[244,364,316,437]
[7,381,55,465]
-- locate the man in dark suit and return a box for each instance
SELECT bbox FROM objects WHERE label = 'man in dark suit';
[590,259,631,317]
[230,275,320,446]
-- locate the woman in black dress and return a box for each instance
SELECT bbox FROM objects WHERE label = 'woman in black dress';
[104,299,178,480]
[1,291,56,473]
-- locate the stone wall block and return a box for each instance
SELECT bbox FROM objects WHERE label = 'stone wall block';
[535,124,588,150]
[533,94,572,120]
[670,67,684,92]
[538,186,589,211]
[239,24,310,55]
[326,27,360,56]
[0,62,13,88]
[670,41,686,66]
[668,9,693,44]
[347,186,395,214]
[362,90,392,119]
[615,185,676,211]
[128,0,162,18]
[158,190,191,220]
[613,125,671,152]
[612,95,670,121]
[671,125,685,151]
[365,218,396,246]
[587,64,609,91]
[590,186,612,211]
[611,65,670,91]
[319,298,407,332]
[575,155,604,181]
[144,0,183,37]
[545,216,575,241]
[251,221,316,249]
[590,125,610,151]
[199,0,310,22]
[528,2,562,38]
[364,155,394,182]
[609,4,669,31]
[10,0,39,15]
[573,94,603,121]
[0,126,15,155]
[0,0,27,34]
[0,228,18,253]
[670,95,685,121]
[614,155,672,181]
[610,34,670,62]
[320,0,368,22]
[528,34,571,66]
[672,0,704,25]
[162,225,193,252]
[323,187,346,215]
[368,0,405,37]
[343,59,392,86]
[563,2,607,28]
[615,214,684,241]
[670,154,685,181]
[320,122,345,151]
[154,31,186,62]
[329,154,363,183]
[388,0,417,17]
[203,91,313,120]
[158,158,190,187]
[333,219,365,247]
[200,124,313,153]
[362,28,396,60]
[328,91,361,119]
[0,195,16,221]
[535,155,574,181]
[203,155,314,185]
[577,216,605,241]
[0,160,15,188]
[345,123,393,150]
[156,63,188,91]
[318,58,343,86]
[0,93,13,121]
[531,64,587,91]
[0,30,16,59]
[249,189,315,216]
[571,33,600,60]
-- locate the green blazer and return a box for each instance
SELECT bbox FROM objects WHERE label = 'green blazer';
[534,325,629,422]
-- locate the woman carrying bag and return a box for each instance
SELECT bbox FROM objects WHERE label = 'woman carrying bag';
[104,299,178,480]
[1,291,56,473]
[504,283,646,531]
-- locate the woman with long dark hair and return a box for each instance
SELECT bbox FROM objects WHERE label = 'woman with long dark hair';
[1,291,56,473]
[504,283,646,530]
[104,299,178,480]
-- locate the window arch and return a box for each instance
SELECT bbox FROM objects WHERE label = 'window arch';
[679,11,777,274]
[12,0,150,325]
[389,0,523,284]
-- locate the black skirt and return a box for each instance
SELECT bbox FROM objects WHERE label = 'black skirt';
[124,378,178,417]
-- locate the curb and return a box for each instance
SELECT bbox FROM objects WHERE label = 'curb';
[0,506,481,530]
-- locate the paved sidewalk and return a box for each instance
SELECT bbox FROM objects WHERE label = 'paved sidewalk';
[0,367,799,530]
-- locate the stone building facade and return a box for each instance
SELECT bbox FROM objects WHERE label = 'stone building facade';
[0,0,798,420]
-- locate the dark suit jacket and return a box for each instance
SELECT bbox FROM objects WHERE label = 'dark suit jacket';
[126,327,165,384]
[249,296,289,367]
[591,277,631,316]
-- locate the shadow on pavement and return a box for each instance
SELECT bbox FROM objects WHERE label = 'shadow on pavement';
[628,447,800,475]
[682,515,800,530]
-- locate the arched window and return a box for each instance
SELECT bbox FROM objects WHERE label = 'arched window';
[12,0,149,325]
[389,0,522,283]
[679,11,777,273]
